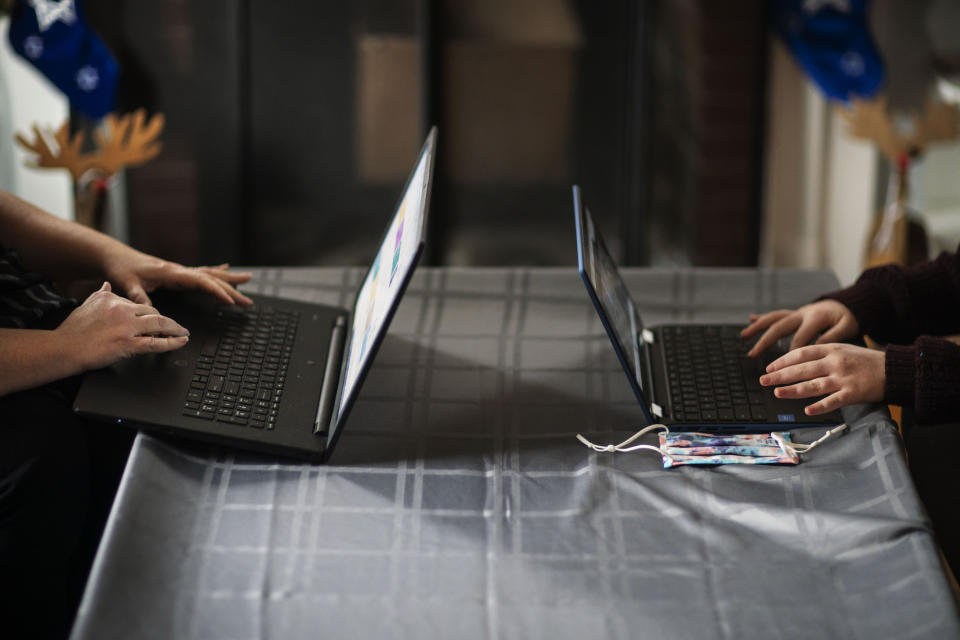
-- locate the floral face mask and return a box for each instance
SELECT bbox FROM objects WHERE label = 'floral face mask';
[577,424,847,469]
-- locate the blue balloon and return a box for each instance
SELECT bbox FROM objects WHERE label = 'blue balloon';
[8,0,118,119]
[771,0,885,103]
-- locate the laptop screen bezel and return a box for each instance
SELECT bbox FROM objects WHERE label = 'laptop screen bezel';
[323,127,437,455]
[572,185,656,424]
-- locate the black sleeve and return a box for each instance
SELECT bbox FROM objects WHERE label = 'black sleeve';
[822,244,960,345]
[886,337,960,424]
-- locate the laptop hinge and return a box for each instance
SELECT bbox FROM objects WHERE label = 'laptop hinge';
[314,315,347,435]
[637,328,659,417]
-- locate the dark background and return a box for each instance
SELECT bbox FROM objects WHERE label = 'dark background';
[82,0,768,269]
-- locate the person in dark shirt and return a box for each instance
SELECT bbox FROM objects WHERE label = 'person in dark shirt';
[742,244,960,424]
[742,245,960,575]
[0,190,253,394]
[0,189,252,638]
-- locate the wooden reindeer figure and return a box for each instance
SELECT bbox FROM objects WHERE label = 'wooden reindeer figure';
[841,97,959,268]
[14,108,164,230]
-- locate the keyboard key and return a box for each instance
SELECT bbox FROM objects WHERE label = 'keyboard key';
[208,376,225,392]
[187,306,297,431]
[183,409,215,420]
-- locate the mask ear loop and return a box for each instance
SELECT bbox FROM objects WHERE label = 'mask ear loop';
[772,423,847,457]
[576,423,674,460]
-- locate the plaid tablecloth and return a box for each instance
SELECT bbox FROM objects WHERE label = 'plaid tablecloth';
[71,268,960,640]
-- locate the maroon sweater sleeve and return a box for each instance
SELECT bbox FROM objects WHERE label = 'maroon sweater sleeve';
[821,245,960,345]
[816,245,960,422]
[885,337,960,424]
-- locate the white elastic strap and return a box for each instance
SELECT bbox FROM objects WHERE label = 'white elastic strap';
[772,423,847,457]
[576,424,673,458]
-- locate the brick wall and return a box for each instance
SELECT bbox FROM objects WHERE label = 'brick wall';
[648,0,767,266]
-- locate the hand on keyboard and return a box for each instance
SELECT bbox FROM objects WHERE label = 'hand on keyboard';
[741,300,860,358]
[759,343,884,416]
[103,246,253,307]
[56,282,190,370]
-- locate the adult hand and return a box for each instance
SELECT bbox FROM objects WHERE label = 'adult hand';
[55,282,191,370]
[101,245,252,306]
[741,300,859,357]
[759,343,885,416]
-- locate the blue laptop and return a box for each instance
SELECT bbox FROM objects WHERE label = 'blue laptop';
[573,185,843,432]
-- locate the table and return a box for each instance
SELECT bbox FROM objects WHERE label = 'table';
[71,267,960,640]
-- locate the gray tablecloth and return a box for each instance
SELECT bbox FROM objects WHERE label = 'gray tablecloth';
[71,268,960,640]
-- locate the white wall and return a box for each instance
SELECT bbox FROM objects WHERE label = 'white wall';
[0,16,73,220]
[761,40,823,271]
[822,108,877,286]
[914,141,960,255]
[762,39,878,287]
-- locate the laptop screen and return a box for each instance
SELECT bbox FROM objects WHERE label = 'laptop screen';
[573,186,646,396]
[336,130,435,424]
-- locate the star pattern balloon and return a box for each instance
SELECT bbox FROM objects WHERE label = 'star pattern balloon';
[7,0,118,119]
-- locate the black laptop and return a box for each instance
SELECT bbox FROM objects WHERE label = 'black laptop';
[573,185,843,432]
[74,129,437,461]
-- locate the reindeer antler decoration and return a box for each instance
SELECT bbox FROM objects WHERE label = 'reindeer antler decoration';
[15,108,165,182]
[15,122,91,183]
[840,96,959,270]
[14,108,165,230]
[92,110,165,176]
[840,96,959,161]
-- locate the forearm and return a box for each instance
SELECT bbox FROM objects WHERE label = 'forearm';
[824,247,960,344]
[885,336,960,424]
[0,189,124,281]
[0,328,83,396]
[900,249,960,336]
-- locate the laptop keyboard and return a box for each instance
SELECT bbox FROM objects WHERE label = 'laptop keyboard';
[661,325,769,423]
[182,306,299,429]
